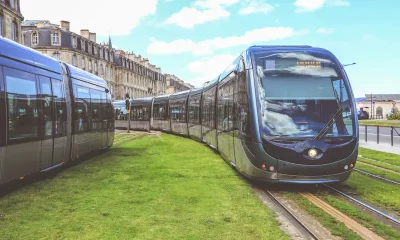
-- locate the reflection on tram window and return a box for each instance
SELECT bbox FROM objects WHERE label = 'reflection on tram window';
[39,76,53,137]
[131,105,149,121]
[5,68,40,142]
[153,103,168,120]
[52,79,67,137]
[74,85,90,133]
[189,95,200,124]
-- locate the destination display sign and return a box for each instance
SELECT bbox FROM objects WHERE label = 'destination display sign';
[264,59,324,70]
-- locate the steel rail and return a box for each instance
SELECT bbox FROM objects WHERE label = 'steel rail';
[323,184,400,225]
[354,168,400,185]
[262,189,320,240]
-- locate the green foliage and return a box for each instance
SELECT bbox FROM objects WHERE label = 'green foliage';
[388,113,400,120]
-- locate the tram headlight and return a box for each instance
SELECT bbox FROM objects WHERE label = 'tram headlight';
[269,166,275,172]
[344,165,349,170]
[308,148,318,158]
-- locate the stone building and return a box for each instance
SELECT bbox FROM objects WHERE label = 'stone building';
[356,94,400,119]
[21,20,167,100]
[165,74,194,94]
[0,0,23,43]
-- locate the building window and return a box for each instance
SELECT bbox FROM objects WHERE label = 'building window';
[72,54,77,66]
[99,64,103,75]
[100,48,103,59]
[52,32,60,45]
[0,15,3,37]
[10,0,15,9]
[81,39,85,51]
[94,61,98,73]
[88,43,92,55]
[12,22,17,42]
[104,66,108,77]
[52,52,60,60]
[88,60,92,71]
[94,46,98,55]
[71,35,77,48]
[31,32,38,45]
[81,56,85,69]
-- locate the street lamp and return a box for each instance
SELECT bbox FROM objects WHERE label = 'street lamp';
[343,62,357,67]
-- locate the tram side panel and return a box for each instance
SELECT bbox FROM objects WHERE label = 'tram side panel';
[152,98,170,132]
[188,93,202,141]
[170,98,188,136]
[0,60,67,183]
[201,86,218,149]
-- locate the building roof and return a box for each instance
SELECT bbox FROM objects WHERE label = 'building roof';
[365,94,400,101]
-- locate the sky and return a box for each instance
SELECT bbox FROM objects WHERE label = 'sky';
[22,0,400,98]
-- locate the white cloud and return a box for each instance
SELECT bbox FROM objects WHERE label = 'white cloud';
[147,27,307,55]
[187,54,237,87]
[164,7,230,29]
[294,0,325,12]
[294,0,350,12]
[164,0,239,28]
[239,0,274,15]
[22,0,158,36]
[317,28,335,34]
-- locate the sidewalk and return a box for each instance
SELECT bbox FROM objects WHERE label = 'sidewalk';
[359,141,400,155]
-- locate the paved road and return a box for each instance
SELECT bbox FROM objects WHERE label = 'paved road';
[359,126,400,146]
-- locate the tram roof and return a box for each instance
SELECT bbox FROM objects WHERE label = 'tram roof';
[170,89,191,100]
[64,63,108,89]
[0,36,63,74]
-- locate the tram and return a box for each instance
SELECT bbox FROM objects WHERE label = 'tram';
[0,37,115,185]
[115,45,359,183]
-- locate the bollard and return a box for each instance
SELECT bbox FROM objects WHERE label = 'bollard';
[391,127,394,146]
[377,126,379,144]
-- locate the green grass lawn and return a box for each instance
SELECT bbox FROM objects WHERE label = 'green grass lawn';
[341,172,400,213]
[358,120,400,127]
[356,163,400,183]
[358,147,400,173]
[0,133,289,240]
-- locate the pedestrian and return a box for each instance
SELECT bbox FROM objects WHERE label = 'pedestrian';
[392,102,399,114]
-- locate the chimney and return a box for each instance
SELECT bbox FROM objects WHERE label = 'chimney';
[60,21,70,31]
[80,29,90,39]
[89,32,96,42]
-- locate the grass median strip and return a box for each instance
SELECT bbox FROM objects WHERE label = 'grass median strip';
[358,120,400,127]
[341,172,400,213]
[284,192,361,240]
[0,133,289,240]
[318,193,400,240]
[359,147,400,167]
[356,163,400,183]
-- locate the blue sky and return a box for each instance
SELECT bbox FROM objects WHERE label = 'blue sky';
[23,0,400,98]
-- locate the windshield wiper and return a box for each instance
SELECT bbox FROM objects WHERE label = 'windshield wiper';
[314,108,343,141]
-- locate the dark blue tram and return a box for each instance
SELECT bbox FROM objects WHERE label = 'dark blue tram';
[0,36,115,186]
[114,45,359,184]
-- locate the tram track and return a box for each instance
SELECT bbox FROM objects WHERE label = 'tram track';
[260,188,320,240]
[353,168,400,185]
[323,184,400,225]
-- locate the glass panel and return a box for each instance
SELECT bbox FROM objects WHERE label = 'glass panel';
[253,51,354,140]
[90,89,102,130]
[0,15,3,36]
[74,85,90,133]
[52,79,66,137]
[39,76,53,137]
[5,68,40,142]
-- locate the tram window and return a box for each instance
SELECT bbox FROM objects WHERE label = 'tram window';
[52,79,67,137]
[0,67,5,146]
[100,92,107,130]
[5,68,40,142]
[39,76,53,138]
[74,85,90,133]
[90,89,102,129]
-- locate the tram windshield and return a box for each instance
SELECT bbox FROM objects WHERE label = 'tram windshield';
[253,51,354,142]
